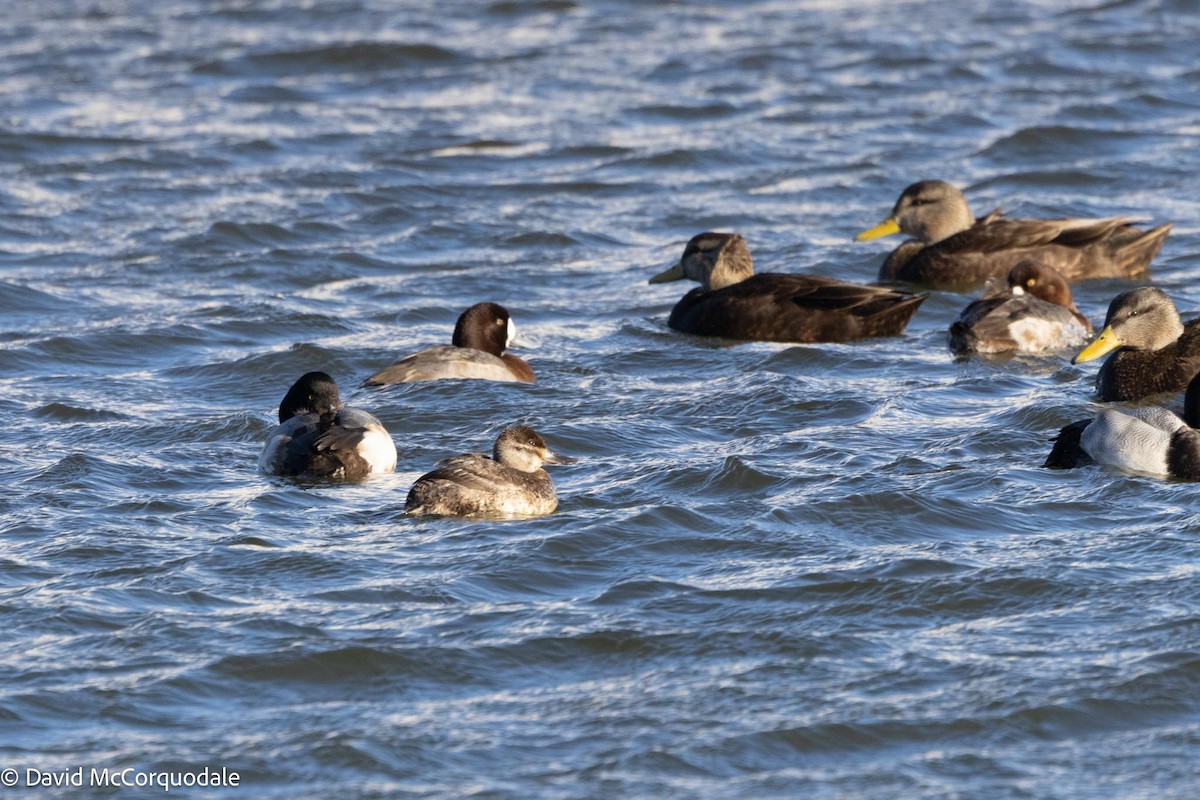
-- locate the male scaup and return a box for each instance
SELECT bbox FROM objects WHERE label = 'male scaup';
[856,180,1171,289]
[948,261,1092,354]
[649,232,926,343]
[1045,373,1200,480]
[258,371,397,479]
[405,425,575,518]
[362,302,534,386]
[1071,286,1200,402]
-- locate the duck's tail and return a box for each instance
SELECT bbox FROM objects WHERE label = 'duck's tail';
[1043,418,1094,469]
[1109,222,1173,277]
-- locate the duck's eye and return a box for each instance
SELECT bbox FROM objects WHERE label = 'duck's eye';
[1027,279,1036,287]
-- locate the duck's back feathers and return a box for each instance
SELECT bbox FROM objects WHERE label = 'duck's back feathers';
[1079,407,1182,477]
[406,453,558,517]
[363,345,533,385]
[668,272,926,343]
[363,302,534,386]
[884,220,1170,288]
[950,293,1087,354]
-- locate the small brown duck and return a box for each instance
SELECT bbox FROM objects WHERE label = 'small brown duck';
[363,302,534,386]
[949,261,1092,354]
[405,425,575,518]
[1072,286,1200,402]
[649,232,926,343]
[856,180,1172,289]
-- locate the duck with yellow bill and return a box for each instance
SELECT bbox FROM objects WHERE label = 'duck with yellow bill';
[856,180,1171,289]
[1072,286,1200,402]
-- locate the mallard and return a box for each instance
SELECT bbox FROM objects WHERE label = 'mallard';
[856,180,1172,289]
[259,371,397,479]
[363,302,534,386]
[1045,373,1200,480]
[948,261,1092,354]
[1072,286,1200,402]
[649,232,926,343]
[405,425,576,518]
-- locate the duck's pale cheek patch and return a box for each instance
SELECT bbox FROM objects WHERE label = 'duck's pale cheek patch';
[507,318,517,349]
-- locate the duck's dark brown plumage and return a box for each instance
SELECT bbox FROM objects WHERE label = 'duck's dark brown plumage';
[649,232,926,344]
[857,180,1172,290]
[1072,286,1200,402]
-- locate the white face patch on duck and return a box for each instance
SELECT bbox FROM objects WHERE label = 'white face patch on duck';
[506,318,517,349]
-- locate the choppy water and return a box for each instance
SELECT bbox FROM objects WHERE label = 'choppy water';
[3,1,1200,797]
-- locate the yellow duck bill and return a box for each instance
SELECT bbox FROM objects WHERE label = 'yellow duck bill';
[649,262,685,283]
[1072,325,1123,364]
[854,217,901,242]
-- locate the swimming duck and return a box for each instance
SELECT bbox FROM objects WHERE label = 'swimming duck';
[1044,373,1200,480]
[258,371,397,479]
[948,261,1092,354]
[1072,286,1200,402]
[405,425,575,518]
[362,302,534,386]
[855,180,1172,289]
[649,232,926,343]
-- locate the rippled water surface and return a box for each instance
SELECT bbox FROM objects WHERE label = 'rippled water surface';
[3,1,1200,797]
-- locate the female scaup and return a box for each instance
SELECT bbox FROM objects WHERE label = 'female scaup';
[258,371,397,479]
[856,180,1171,289]
[649,232,926,343]
[1071,286,1200,402]
[948,261,1092,354]
[405,425,575,518]
[362,302,534,386]
[1045,373,1200,480]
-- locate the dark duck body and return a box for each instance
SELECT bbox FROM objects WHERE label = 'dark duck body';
[1072,286,1200,402]
[259,371,397,480]
[405,425,575,518]
[363,302,534,386]
[856,180,1171,290]
[650,232,926,343]
[1045,372,1200,480]
[948,261,1092,354]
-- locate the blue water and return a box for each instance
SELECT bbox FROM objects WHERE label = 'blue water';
[3,1,1200,797]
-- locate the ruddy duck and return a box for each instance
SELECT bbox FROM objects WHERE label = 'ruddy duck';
[406,425,575,518]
